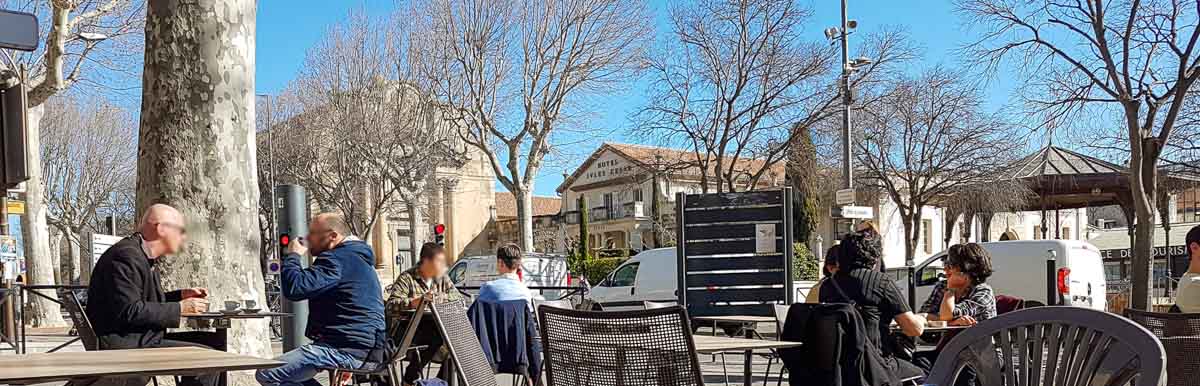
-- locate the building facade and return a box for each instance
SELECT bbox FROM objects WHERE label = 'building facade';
[552,143,785,253]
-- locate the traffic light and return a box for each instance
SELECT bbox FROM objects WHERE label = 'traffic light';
[1,78,29,190]
[433,224,446,246]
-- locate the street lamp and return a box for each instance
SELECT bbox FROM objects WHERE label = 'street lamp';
[76,32,108,42]
[826,0,872,232]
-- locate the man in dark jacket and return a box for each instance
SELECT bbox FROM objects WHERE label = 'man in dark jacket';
[256,213,386,386]
[86,204,216,386]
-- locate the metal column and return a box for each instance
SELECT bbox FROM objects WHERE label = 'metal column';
[275,184,310,351]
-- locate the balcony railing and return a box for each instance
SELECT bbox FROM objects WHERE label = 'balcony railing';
[562,201,650,224]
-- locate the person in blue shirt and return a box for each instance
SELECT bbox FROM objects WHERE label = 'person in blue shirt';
[476,244,532,304]
[256,213,386,386]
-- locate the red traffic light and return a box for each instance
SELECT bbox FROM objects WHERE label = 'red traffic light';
[433,224,446,235]
[279,234,290,246]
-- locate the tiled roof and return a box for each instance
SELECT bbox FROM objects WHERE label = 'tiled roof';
[1003,146,1127,179]
[556,142,786,192]
[494,192,561,219]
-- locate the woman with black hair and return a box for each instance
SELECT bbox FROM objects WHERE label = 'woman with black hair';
[918,243,997,326]
[820,230,927,380]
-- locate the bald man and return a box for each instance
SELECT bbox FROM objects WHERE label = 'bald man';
[86,204,218,386]
[256,213,385,386]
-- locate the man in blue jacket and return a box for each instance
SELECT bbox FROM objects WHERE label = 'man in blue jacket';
[256,213,386,386]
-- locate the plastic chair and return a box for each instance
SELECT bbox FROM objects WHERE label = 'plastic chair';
[538,305,704,386]
[928,306,1166,386]
[58,288,99,350]
[1124,308,1200,386]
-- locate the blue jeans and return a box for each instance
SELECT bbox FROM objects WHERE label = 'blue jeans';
[256,344,364,386]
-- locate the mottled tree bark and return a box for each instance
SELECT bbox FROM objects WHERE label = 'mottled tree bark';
[137,1,269,384]
[20,105,68,327]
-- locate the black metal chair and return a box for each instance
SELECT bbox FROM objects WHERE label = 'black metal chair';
[58,288,98,351]
[1124,308,1200,386]
[321,296,428,386]
[929,306,1166,386]
[431,299,499,386]
[538,305,704,386]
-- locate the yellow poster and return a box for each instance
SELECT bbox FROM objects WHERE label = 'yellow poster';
[6,200,24,215]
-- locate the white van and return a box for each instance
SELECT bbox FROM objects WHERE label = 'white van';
[447,253,574,301]
[901,240,1107,310]
[586,248,678,311]
[586,247,817,311]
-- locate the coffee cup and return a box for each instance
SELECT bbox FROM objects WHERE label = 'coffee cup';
[224,300,241,311]
[244,299,257,309]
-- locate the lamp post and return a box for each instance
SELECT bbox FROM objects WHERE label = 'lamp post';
[256,94,276,256]
[825,0,871,232]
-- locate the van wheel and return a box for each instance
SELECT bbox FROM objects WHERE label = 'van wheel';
[1024,300,1045,308]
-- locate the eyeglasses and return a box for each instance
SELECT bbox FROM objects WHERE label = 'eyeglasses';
[153,222,187,235]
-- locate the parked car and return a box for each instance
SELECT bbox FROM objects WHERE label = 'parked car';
[447,252,580,303]
[896,240,1107,310]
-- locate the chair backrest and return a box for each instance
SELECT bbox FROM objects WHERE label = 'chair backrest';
[431,299,498,386]
[536,299,573,310]
[995,294,1025,315]
[643,300,674,310]
[58,288,99,351]
[773,304,789,336]
[929,306,1166,386]
[1124,308,1200,386]
[469,300,542,378]
[538,305,704,386]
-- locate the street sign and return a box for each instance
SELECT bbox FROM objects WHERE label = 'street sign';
[835,188,855,205]
[267,259,282,275]
[91,234,123,267]
[0,10,39,51]
[833,205,874,219]
[5,199,22,214]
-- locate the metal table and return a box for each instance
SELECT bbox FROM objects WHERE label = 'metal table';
[0,346,283,385]
[692,335,802,386]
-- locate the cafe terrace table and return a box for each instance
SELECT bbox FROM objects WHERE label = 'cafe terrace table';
[691,335,802,386]
[0,346,283,385]
[180,311,291,386]
[692,315,777,339]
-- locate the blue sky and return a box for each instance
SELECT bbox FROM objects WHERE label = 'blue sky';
[256,0,1022,197]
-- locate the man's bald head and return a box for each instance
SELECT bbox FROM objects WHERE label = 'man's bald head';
[140,203,187,257]
[141,204,182,230]
[308,213,352,255]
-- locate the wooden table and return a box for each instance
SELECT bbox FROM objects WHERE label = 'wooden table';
[691,335,801,386]
[0,347,283,385]
[180,311,290,386]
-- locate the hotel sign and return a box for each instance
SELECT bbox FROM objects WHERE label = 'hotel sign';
[577,151,637,185]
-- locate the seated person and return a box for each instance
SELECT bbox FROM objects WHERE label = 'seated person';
[256,213,386,386]
[918,243,997,326]
[477,243,532,304]
[86,204,216,386]
[913,243,997,385]
[385,243,460,386]
[819,230,926,380]
[805,245,840,303]
[1177,225,1200,312]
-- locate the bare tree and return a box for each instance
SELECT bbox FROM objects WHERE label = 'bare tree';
[939,180,1034,247]
[268,12,465,240]
[137,0,270,379]
[957,0,1200,309]
[40,95,135,284]
[634,0,915,194]
[412,0,652,251]
[856,68,1023,264]
[1,0,144,328]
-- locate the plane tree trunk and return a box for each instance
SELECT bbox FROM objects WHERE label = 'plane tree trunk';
[137,1,270,384]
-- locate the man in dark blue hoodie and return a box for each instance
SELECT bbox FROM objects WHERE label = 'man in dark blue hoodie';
[256,213,385,386]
